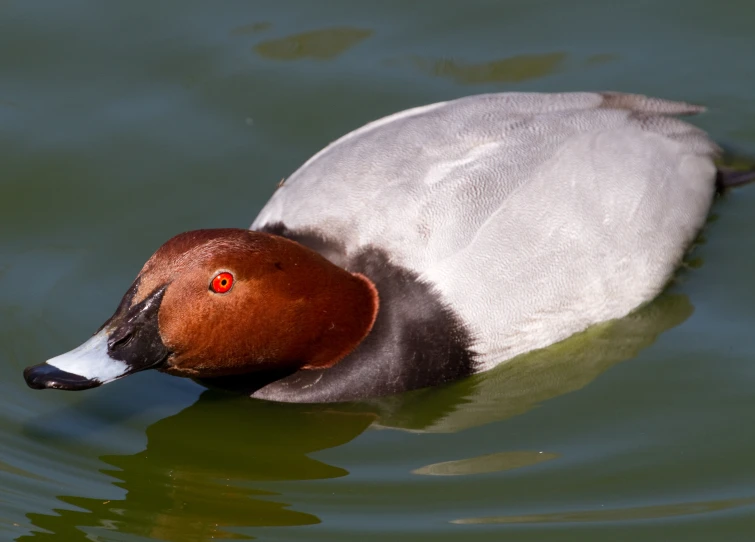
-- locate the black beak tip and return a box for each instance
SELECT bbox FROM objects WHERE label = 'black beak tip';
[23,363,102,391]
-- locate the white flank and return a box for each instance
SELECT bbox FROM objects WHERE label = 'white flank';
[46,331,129,383]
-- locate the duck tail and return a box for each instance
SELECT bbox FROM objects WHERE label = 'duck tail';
[716,167,755,193]
[715,146,755,193]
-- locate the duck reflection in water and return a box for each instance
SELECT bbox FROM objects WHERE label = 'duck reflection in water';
[20,293,691,540]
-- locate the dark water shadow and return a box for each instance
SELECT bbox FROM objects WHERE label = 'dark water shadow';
[409,52,568,85]
[19,293,692,540]
[20,395,376,541]
[254,27,373,61]
[384,51,625,86]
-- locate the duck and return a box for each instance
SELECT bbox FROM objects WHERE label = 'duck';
[23,91,753,402]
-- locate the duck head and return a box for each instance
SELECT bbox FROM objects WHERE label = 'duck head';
[24,229,379,391]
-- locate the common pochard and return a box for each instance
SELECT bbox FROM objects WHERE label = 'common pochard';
[23,92,753,402]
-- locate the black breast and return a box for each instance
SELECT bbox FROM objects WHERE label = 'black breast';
[197,223,477,402]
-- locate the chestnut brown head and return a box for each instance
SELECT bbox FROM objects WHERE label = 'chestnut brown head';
[23,229,379,391]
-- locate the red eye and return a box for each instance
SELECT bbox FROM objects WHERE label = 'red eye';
[210,272,234,294]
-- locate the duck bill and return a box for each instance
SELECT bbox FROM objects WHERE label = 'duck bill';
[24,283,171,391]
[24,331,127,390]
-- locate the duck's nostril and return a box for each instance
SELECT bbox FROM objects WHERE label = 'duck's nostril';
[108,331,134,350]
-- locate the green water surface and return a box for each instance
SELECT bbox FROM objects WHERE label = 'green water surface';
[2,1,755,540]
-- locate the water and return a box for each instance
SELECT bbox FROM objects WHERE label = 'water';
[2,1,755,540]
